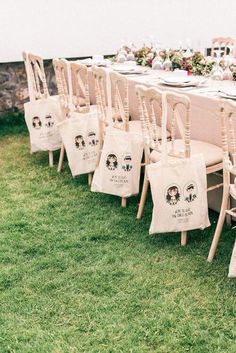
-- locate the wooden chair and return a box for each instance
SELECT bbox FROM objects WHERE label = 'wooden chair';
[136,85,167,219]
[109,71,142,134]
[53,59,94,184]
[211,37,236,58]
[92,67,142,136]
[208,99,236,262]
[53,58,70,120]
[92,68,143,207]
[92,66,113,139]
[70,62,91,113]
[136,88,223,245]
[70,61,97,185]
[23,52,54,167]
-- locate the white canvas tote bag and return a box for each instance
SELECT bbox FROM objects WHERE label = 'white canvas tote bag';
[57,110,102,177]
[228,240,236,278]
[146,155,210,234]
[146,97,210,234]
[24,96,62,152]
[91,129,143,197]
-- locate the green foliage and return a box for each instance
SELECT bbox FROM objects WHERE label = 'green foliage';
[0,128,235,353]
[188,52,214,76]
[0,109,26,138]
[0,109,24,126]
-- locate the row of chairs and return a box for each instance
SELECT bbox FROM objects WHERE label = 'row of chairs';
[23,52,236,263]
[211,36,236,57]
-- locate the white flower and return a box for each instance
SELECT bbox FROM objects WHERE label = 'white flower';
[147,52,154,59]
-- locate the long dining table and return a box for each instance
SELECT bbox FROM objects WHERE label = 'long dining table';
[88,66,236,212]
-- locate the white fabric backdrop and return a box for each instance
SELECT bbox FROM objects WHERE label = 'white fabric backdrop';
[1,0,236,62]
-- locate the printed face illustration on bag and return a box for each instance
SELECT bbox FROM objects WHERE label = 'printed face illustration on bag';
[166,185,181,205]
[75,135,85,150]
[45,115,54,128]
[184,182,197,203]
[88,132,98,146]
[122,155,132,172]
[32,116,42,129]
[106,154,118,170]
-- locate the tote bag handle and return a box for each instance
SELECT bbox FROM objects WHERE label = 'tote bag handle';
[23,51,36,102]
[106,69,113,127]
[161,92,169,164]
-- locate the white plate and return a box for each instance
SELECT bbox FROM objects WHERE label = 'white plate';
[78,58,109,67]
[218,93,236,100]
[112,66,143,74]
[162,76,192,84]
[160,76,204,87]
[219,89,236,97]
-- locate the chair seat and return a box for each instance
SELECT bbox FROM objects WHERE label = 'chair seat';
[150,139,223,167]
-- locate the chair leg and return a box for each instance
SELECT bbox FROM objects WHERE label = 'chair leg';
[181,231,187,246]
[121,197,127,208]
[88,173,92,186]
[137,176,149,219]
[49,151,53,168]
[207,207,227,262]
[226,197,231,225]
[207,190,229,262]
[57,145,65,173]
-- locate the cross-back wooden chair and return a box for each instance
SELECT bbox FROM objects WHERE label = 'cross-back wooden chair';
[109,71,130,132]
[23,52,49,101]
[53,59,94,184]
[23,52,56,167]
[110,72,144,207]
[137,88,223,245]
[53,58,71,120]
[136,85,168,218]
[92,66,112,138]
[92,68,143,207]
[110,71,142,134]
[208,99,236,262]
[70,62,91,113]
[211,37,236,58]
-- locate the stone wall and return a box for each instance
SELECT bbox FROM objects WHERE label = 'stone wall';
[0,60,58,117]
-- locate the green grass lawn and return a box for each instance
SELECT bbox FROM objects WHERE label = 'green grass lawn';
[0,125,235,353]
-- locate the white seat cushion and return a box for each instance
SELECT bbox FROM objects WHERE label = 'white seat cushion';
[150,139,223,167]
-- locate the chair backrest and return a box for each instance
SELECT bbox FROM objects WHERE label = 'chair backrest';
[53,58,70,119]
[162,91,191,159]
[211,37,236,57]
[70,62,90,113]
[136,84,162,151]
[23,51,49,101]
[219,99,236,171]
[92,66,109,126]
[110,71,129,131]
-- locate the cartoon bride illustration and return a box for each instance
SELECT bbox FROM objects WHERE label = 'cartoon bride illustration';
[75,135,85,150]
[106,154,118,171]
[32,116,42,129]
[166,185,181,206]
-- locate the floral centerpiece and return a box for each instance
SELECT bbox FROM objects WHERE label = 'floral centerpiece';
[230,64,236,81]
[183,52,214,76]
[114,43,236,80]
[134,46,156,67]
